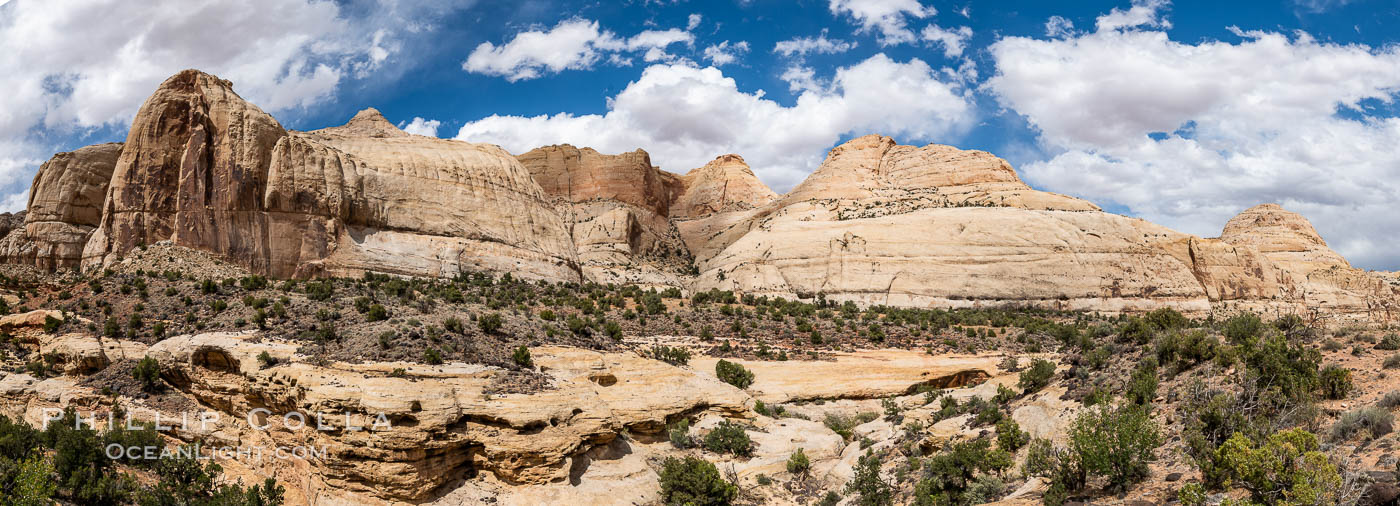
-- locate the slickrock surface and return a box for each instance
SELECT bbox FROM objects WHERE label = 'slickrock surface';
[692,135,1398,319]
[0,143,121,269]
[1221,203,1351,273]
[669,154,777,220]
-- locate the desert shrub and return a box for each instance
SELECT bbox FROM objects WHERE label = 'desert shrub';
[715,359,754,389]
[132,356,161,392]
[658,456,736,506]
[1224,312,1265,344]
[965,475,1007,505]
[1022,438,1058,477]
[1118,317,1152,344]
[478,312,503,334]
[824,413,860,441]
[787,448,811,474]
[1318,364,1353,400]
[996,417,1030,452]
[1376,333,1400,350]
[1240,332,1321,407]
[1125,357,1159,405]
[443,317,463,334]
[1329,407,1394,442]
[604,321,622,340]
[846,449,893,506]
[304,280,334,301]
[511,346,533,368]
[538,309,556,321]
[1380,391,1400,409]
[1070,403,1161,491]
[1385,354,1400,369]
[1155,330,1218,374]
[703,421,752,457]
[1213,428,1345,505]
[422,347,443,365]
[1018,359,1055,393]
[1144,307,1188,331]
[43,315,61,333]
[257,351,276,368]
[914,438,1012,505]
[652,345,691,366]
[668,419,693,449]
[363,303,387,322]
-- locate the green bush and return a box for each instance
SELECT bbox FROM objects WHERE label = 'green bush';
[511,346,533,368]
[478,312,504,334]
[1018,359,1055,393]
[422,347,443,365]
[366,303,388,322]
[443,317,463,334]
[42,315,62,333]
[1376,333,1400,350]
[668,418,693,449]
[824,412,860,441]
[1318,364,1352,400]
[304,280,334,301]
[1385,354,1400,369]
[787,448,811,474]
[715,359,754,389]
[1329,407,1394,442]
[658,456,736,506]
[652,345,692,365]
[132,356,161,392]
[703,421,752,457]
[1125,358,1159,405]
[845,449,893,506]
[1069,403,1161,491]
[996,417,1030,452]
[1213,428,1344,505]
[914,438,1012,505]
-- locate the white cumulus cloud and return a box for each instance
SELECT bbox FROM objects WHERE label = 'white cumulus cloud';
[774,31,856,57]
[920,25,973,57]
[399,117,442,137]
[828,0,937,46]
[687,13,702,30]
[988,7,1400,269]
[0,0,420,211]
[456,54,975,192]
[462,18,693,81]
[703,41,750,66]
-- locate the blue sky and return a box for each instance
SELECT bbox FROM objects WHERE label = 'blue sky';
[3,0,1400,269]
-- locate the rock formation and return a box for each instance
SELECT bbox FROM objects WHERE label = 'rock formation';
[74,70,579,282]
[516,144,692,287]
[690,135,1397,319]
[3,70,1396,320]
[0,143,121,269]
[669,154,777,220]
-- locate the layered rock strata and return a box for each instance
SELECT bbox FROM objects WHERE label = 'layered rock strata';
[73,70,578,281]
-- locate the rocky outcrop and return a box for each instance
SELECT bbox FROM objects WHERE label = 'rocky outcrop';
[1221,203,1350,273]
[75,70,578,281]
[133,333,747,501]
[517,144,692,288]
[669,154,776,220]
[692,135,1396,319]
[0,143,121,269]
[4,70,1396,319]
[517,145,673,217]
